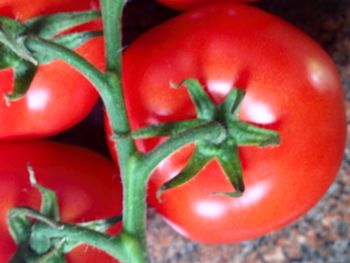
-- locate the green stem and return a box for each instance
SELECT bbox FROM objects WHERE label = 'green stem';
[100,1,148,261]
[100,0,136,174]
[121,121,226,241]
[24,5,226,263]
[25,37,107,92]
[141,121,226,179]
[119,121,226,261]
[121,154,148,247]
[25,36,144,262]
[11,207,146,263]
[36,221,133,262]
[25,36,136,174]
[101,0,124,74]
[102,72,136,176]
[0,27,37,65]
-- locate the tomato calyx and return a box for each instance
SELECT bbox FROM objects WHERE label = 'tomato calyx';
[8,165,122,262]
[126,79,280,199]
[0,10,101,105]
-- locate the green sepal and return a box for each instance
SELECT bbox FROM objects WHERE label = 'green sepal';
[78,214,122,232]
[157,147,211,200]
[215,143,244,196]
[4,61,37,104]
[8,208,66,262]
[8,208,65,261]
[0,17,38,104]
[154,80,281,199]
[135,79,280,199]
[63,215,122,252]
[30,238,66,263]
[0,44,20,69]
[30,224,52,255]
[0,16,26,36]
[52,31,102,49]
[7,209,33,244]
[172,79,216,120]
[157,141,244,199]
[25,10,101,38]
[219,88,245,119]
[29,164,60,220]
[0,27,37,65]
[8,166,61,258]
[115,119,208,139]
[229,121,281,147]
[32,31,102,64]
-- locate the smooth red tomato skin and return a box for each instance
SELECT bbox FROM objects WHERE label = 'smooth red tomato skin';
[156,0,258,11]
[0,1,104,140]
[0,0,99,21]
[119,4,347,243]
[0,140,121,262]
[0,38,104,139]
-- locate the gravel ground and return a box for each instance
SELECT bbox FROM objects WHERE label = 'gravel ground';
[55,0,350,262]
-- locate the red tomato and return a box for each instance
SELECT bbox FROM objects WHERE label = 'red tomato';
[115,4,346,243]
[156,0,258,11]
[0,0,99,21]
[0,0,104,140]
[0,140,121,262]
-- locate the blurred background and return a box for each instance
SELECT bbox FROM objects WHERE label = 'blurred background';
[54,0,350,262]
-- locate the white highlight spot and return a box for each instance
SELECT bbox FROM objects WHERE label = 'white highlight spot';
[207,80,233,99]
[307,58,336,92]
[27,89,49,111]
[243,97,276,125]
[195,199,226,219]
[237,181,268,207]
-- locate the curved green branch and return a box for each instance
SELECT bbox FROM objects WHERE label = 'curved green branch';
[25,37,108,92]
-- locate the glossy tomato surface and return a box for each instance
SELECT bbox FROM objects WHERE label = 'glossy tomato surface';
[0,0,99,21]
[0,140,121,262]
[156,0,258,11]
[0,0,104,140]
[118,4,347,243]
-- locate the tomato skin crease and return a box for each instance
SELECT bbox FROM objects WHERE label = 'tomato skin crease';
[116,3,347,243]
[0,0,104,140]
[0,140,121,262]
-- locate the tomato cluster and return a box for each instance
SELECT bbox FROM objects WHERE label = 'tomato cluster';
[0,1,120,262]
[0,0,346,261]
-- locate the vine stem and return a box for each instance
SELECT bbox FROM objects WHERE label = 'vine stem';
[100,0,124,75]
[100,0,136,174]
[123,121,226,239]
[24,2,227,262]
[25,36,227,262]
[25,35,136,175]
[13,207,143,262]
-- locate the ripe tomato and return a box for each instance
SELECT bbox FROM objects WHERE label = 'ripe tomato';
[0,0,99,21]
[0,0,104,140]
[117,4,346,243]
[0,140,121,262]
[156,0,258,11]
